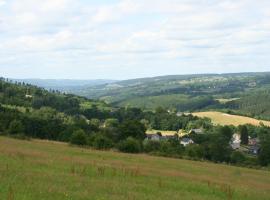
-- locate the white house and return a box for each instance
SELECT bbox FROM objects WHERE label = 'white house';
[180,138,194,147]
[231,133,241,150]
[189,129,203,134]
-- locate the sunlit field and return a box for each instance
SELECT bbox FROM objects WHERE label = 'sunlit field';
[193,111,270,127]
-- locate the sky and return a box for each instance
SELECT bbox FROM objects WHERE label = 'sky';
[0,0,270,80]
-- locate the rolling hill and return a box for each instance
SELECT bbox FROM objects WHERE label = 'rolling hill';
[67,72,270,120]
[11,79,117,93]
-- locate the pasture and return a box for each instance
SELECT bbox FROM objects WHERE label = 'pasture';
[0,137,270,200]
[193,111,270,127]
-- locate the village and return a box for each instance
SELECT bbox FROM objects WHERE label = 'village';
[146,128,260,156]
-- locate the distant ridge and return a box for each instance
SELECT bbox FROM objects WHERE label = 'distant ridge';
[10,78,118,92]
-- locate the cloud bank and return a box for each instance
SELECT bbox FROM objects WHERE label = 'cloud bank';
[0,0,270,79]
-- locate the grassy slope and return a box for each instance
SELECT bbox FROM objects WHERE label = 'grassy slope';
[193,111,270,127]
[1,137,270,200]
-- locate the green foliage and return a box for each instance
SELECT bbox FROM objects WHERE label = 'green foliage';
[118,120,146,141]
[70,130,87,146]
[118,137,141,153]
[230,151,246,164]
[143,140,161,153]
[9,120,24,135]
[207,133,232,162]
[258,134,270,166]
[92,134,114,150]
[185,144,205,159]
[239,125,249,145]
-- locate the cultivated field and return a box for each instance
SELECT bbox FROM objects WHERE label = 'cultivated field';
[193,111,270,127]
[0,137,270,200]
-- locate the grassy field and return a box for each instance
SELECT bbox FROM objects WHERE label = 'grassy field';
[1,137,270,200]
[193,111,270,127]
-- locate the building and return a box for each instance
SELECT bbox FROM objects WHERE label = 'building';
[249,145,260,155]
[249,138,260,146]
[189,129,203,134]
[231,133,241,150]
[180,138,194,147]
[146,134,162,141]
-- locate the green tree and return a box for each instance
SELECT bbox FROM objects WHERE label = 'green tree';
[208,133,232,162]
[258,134,270,166]
[143,140,161,153]
[70,130,87,146]
[230,151,246,164]
[118,120,146,141]
[9,120,24,134]
[92,135,113,150]
[118,137,141,153]
[239,125,249,145]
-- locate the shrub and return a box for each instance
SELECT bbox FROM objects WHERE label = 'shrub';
[185,144,205,159]
[118,137,141,153]
[143,140,161,153]
[230,151,246,164]
[70,130,87,146]
[92,135,113,150]
[9,120,24,135]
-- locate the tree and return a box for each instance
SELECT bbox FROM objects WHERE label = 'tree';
[118,137,141,153]
[239,125,249,145]
[143,140,161,153]
[258,134,270,166]
[185,144,205,159]
[92,135,113,150]
[230,151,246,164]
[118,120,146,141]
[219,126,233,142]
[70,130,87,146]
[208,133,232,162]
[9,120,24,134]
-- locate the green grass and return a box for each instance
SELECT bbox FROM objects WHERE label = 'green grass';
[1,136,270,200]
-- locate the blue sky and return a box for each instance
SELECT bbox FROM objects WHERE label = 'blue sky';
[0,0,270,79]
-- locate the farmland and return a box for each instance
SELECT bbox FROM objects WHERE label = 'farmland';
[1,136,270,200]
[193,111,270,127]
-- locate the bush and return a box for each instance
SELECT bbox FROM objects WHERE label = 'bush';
[143,140,161,153]
[70,130,87,146]
[159,140,184,157]
[9,120,24,135]
[185,144,205,159]
[92,135,113,150]
[118,137,141,153]
[230,151,246,164]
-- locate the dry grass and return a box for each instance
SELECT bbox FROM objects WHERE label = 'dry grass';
[193,111,270,127]
[0,136,270,200]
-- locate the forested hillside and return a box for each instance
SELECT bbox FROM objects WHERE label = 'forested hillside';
[69,72,270,120]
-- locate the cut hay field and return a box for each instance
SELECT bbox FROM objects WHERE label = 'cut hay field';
[193,111,270,127]
[1,137,270,200]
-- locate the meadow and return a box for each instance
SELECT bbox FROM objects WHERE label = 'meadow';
[193,111,270,127]
[1,136,270,200]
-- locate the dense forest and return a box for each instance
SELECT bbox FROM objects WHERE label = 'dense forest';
[1,77,270,167]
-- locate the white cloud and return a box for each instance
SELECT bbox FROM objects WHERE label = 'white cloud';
[0,0,270,79]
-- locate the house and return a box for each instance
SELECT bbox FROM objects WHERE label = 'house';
[189,129,203,134]
[146,134,162,141]
[180,138,194,147]
[249,138,260,146]
[25,94,33,98]
[230,133,241,150]
[249,145,260,155]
